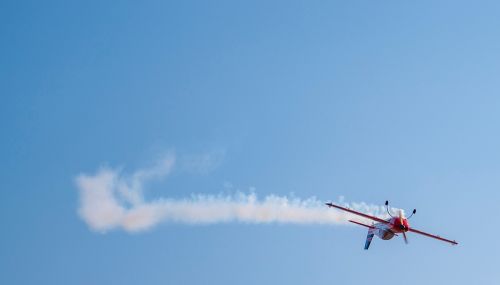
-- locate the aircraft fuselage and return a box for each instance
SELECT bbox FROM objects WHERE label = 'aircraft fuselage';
[373,217,410,240]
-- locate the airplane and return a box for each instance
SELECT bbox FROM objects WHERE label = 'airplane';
[325,201,458,250]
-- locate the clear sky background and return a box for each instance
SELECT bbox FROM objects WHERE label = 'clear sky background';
[2,1,500,284]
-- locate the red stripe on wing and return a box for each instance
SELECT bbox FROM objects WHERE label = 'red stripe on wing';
[325,203,389,224]
[408,228,458,245]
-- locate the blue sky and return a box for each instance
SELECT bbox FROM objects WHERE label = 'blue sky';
[2,1,500,284]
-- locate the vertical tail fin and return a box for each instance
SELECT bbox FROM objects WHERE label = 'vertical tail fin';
[365,228,375,250]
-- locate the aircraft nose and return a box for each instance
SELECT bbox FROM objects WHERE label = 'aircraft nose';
[403,219,410,230]
[399,220,409,232]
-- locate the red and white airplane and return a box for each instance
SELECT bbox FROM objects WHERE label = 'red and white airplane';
[325,201,458,250]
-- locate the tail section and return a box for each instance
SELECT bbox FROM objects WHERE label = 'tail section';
[365,228,375,250]
[347,220,376,250]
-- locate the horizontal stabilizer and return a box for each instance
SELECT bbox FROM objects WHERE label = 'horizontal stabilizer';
[349,220,375,229]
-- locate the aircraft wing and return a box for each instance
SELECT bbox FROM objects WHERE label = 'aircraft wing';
[325,202,389,224]
[408,228,458,245]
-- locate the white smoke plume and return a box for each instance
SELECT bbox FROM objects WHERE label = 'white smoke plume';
[76,155,392,233]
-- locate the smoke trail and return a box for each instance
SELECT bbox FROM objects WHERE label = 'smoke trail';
[76,155,392,233]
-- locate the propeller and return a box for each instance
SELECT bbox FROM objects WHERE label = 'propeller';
[399,209,409,244]
[387,201,415,245]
